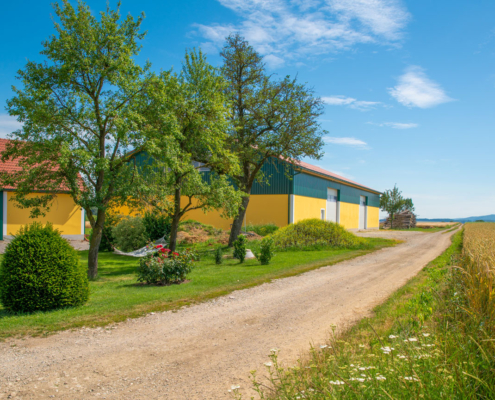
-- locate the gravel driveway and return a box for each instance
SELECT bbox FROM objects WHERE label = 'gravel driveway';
[0,228,458,399]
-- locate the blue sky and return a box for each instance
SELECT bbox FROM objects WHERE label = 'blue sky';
[0,0,494,218]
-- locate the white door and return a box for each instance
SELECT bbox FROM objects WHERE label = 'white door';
[327,188,339,223]
[359,196,367,229]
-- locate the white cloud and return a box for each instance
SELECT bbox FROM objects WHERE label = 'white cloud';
[322,95,382,110]
[0,115,22,139]
[368,121,418,129]
[389,66,453,108]
[325,137,368,147]
[194,0,410,66]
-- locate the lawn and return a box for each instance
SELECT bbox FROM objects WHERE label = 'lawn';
[0,237,395,339]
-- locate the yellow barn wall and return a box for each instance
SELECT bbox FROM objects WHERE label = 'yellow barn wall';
[293,195,326,222]
[337,201,360,230]
[184,194,289,230]
[6,192,82,236]
[367,206,380,229]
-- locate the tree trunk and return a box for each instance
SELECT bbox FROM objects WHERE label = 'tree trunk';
[87,209,106,280]
[390,213,394,229]
[169,186,182,251]
[228,195,251,247]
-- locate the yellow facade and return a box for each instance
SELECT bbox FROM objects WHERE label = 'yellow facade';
[338,202,360,230]
[293,195,326,222]
[367,206,380,229]
[184,194,289,230]
[6,192,83,237]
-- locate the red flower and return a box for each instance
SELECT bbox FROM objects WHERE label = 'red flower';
[163,248,171,253]
[173,252,179,256]
[156,244,164,249]
[160,248,167,253]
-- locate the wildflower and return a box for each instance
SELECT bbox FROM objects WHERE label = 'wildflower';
[408,338,418,342]
[320,345,328,349]
[389,335,398,339]
[422,333,430,337]
[231,385,240,390]
[359,367,366,371]
[376,376,386,381]
[403,377,419,381]
[264,362,272,367]
[270,348,279,353]
[398,355,407,359]
[329,380,345,385]
[359,344,365,348]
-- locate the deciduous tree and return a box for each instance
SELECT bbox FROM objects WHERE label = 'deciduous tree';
[0,1,154,279]
[220,34,326,246]
[380,185,414,228]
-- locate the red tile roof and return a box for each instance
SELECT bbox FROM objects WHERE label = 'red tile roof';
[294,159,380,193]
[0,138,81,192]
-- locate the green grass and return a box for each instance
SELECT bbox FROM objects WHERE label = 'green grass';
[245,230,486,400]
[0,237,395,339]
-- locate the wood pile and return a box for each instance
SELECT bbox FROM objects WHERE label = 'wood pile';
[383,210,417,229]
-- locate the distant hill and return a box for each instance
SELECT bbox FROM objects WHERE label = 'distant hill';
[416,214,495,223]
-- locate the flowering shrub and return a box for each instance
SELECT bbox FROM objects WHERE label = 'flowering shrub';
[136,245,195,285]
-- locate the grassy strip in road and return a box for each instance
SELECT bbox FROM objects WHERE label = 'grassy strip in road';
[246,230,467,400]
[389,223,458,233]
[0,237,395,339]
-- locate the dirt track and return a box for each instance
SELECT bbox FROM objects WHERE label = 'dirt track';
[0,229,458,399]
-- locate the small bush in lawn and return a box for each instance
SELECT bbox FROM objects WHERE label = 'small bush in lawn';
[215,247,223,264]
[0,223,89,313]
[112,216,148,252]
[233,234,247,263]
[268,218,364,250]
[255,237,274,265]
[246,223,279,236]
[137,245,195,285]
[143,211,171,241]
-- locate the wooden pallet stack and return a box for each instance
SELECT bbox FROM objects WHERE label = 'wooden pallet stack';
[383,210,417,229]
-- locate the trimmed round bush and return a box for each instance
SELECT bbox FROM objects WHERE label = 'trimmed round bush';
[268,218,364,250]
[0,223,89,313]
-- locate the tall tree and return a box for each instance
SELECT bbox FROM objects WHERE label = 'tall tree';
[142,50,241,251]
[380,185,414,228]
[221,34,326,246]
[0,1,154,279]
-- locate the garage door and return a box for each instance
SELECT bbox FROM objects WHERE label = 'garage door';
[359,195,367,229]
[327,188,339,223]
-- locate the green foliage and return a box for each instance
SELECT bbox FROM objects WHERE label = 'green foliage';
[380,185,414,228]
[142,211,171,241]
[93,211,122,252]
[254,237,274,265]
[233,235,247,263]
[214,247,223,265]
[246,223,279,236]
[269,219,364,250]
[220,34,326,245]
[112,216,148,252]
[137,247,195,285]
[0,0,156,278]
[0,223,89,313]
[142,49,242,251]
[180,219,223,236]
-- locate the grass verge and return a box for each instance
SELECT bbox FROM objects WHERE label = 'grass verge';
[0,237,395,339]
[243,229,472,399]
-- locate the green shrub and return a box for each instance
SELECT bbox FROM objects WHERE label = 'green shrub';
[90,210,122,252]
[137,246,195,285]
[142,211,171,241]
[112,216,148,252]
[233,235,247,263]
[268,218,364,250]
[214,247,223,264]
[246,223,279,236]
[255,237,275,265]
[0,223,89,313]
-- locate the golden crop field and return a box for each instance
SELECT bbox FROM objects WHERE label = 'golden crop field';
[460,222,495,330]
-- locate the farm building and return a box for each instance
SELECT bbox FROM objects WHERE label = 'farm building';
[0,139,85,240]
[127,152,381,231]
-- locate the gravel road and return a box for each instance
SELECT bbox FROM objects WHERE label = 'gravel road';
[0,229,458,399]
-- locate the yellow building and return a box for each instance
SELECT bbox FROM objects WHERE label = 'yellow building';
[0,139,84,240]
[173,157,381,231]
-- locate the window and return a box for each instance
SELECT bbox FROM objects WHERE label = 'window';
[321,209,325,220]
